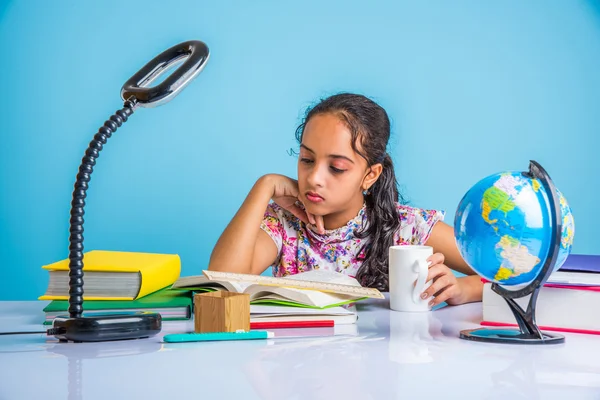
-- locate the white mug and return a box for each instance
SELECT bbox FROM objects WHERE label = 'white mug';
[388,245,432,312]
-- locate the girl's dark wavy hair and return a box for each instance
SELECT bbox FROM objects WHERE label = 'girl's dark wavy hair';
[295,93,403,291]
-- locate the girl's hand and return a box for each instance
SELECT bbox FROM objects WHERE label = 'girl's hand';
[420,253,469,307]
[266,174,325,233]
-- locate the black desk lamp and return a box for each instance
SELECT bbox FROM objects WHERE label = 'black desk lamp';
[52,40,210,343]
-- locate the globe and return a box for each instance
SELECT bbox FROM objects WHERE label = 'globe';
[454,171,575,286]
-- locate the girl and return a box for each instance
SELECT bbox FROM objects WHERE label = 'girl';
[209,93,482,306]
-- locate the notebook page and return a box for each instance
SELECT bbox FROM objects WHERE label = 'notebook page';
[285,270,362,287]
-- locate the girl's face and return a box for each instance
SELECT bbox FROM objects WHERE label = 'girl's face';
[298,113,380,226]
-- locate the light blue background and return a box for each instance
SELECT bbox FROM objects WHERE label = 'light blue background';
[1,1,599,300]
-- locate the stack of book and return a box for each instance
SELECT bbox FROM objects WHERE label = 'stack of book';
[481,254,600,335]
[171,270,372,326]
[39,250,192,324]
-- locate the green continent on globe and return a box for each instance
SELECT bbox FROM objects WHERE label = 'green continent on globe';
[481,174,542,282]
[481,186,515,227]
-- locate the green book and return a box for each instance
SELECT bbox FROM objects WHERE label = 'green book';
[42,287,192,325]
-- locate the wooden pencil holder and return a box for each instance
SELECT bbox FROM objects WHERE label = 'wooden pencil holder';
[194,291,250,333]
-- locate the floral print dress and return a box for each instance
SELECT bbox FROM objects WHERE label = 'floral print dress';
[260,202,445,279]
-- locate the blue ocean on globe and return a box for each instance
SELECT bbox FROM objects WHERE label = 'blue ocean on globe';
[454,171,575,286]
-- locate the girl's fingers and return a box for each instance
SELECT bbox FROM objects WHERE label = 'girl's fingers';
[288,205,310,224]
[296,199,323,233]
[425,264,447,283]
[306,211,316,225]
[428,285,456,307]
[421,264,457,299]
[305,210,324,234]
[314,215,325,234]
[426,252,445,266]
[422,273,453,299]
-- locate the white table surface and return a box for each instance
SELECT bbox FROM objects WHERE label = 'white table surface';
[1,298,599,400]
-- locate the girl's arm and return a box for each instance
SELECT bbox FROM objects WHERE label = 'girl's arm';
[425,221,483,304]
[208,175,277,275]
[209,174,314,275]
[425,221,474,275]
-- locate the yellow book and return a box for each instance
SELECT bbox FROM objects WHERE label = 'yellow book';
[38,250,181,301]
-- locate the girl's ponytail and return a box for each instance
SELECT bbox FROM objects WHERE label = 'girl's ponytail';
[355,153,400,290]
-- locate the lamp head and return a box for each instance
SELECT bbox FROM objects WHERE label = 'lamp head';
[121,40,209,108]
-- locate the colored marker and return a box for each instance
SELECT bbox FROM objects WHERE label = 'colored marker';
[163,330,273,343]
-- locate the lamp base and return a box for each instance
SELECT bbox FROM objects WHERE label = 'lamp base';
[52,312,162,343]
[459,328,564,345]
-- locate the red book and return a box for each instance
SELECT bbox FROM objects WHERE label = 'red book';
[250,320,334,330]
[481,282,600,335]
[480,320,600,336]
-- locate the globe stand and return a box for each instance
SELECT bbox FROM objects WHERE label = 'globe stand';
[459,160,565,345]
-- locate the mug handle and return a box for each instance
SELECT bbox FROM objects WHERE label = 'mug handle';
[412,259,429,304]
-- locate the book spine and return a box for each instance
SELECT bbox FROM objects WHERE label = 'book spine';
[480,321,600,336]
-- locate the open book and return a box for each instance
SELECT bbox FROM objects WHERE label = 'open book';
[171,270,367,309]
